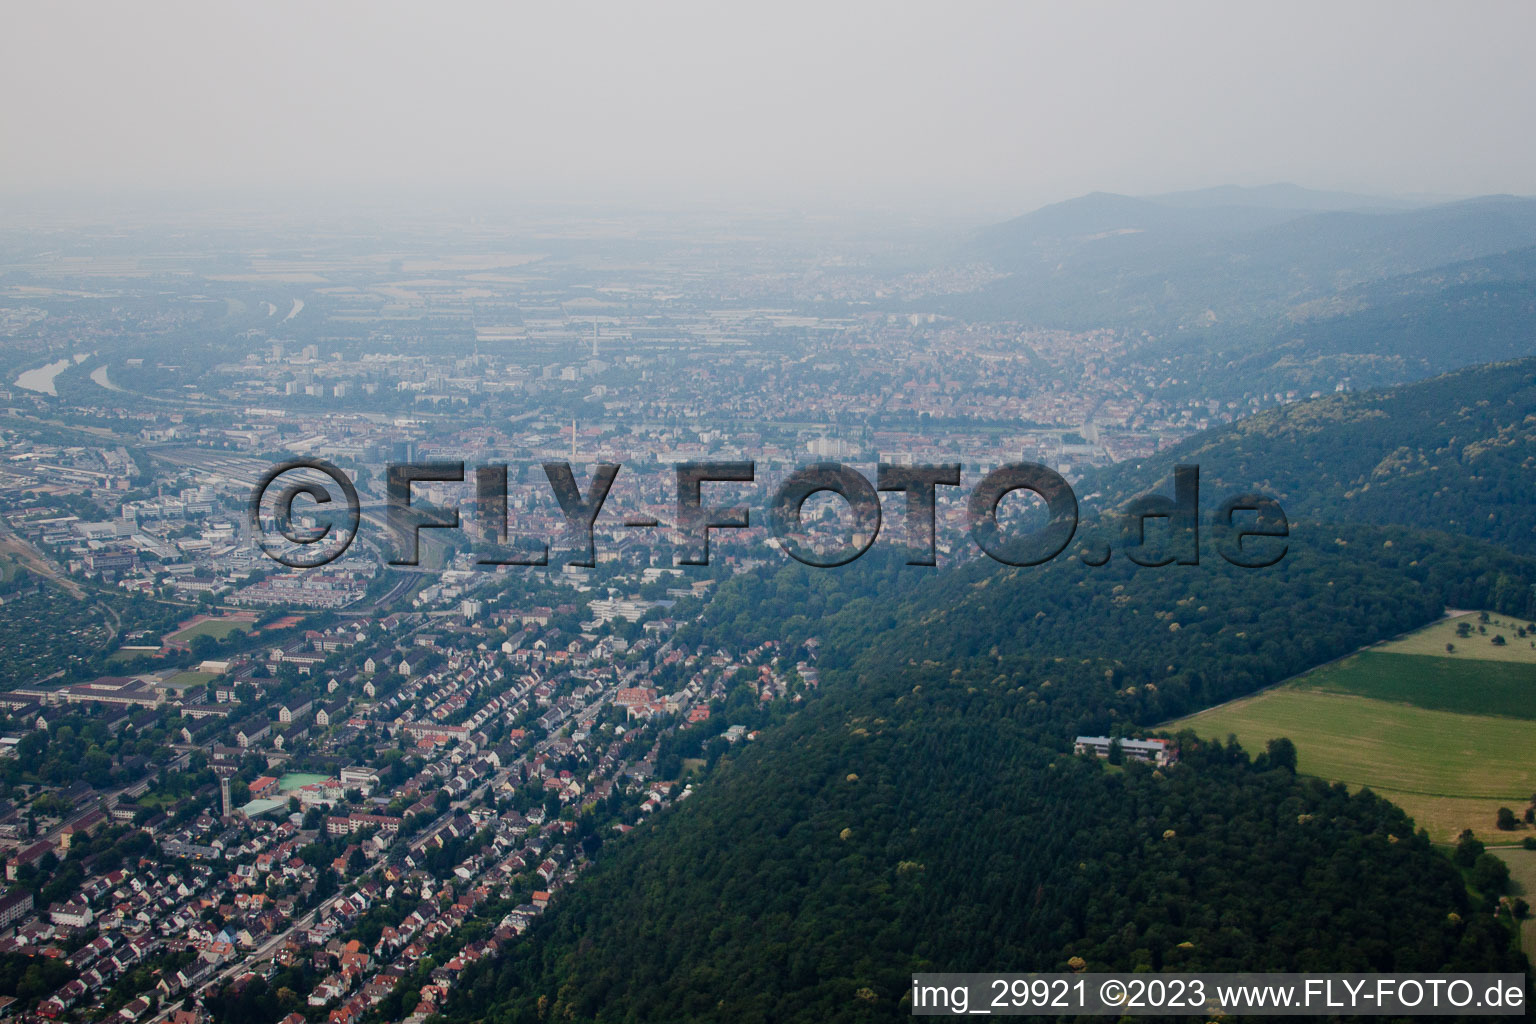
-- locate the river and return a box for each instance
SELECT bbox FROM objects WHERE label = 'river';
[13,354,87,396]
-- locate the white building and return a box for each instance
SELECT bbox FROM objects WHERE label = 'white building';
[1073,735,1177,766]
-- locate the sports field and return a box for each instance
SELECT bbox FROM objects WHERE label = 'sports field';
[162,669,218,689]
[108,647,160,663]
[1170,612,1536,843]
[165,615,252,643]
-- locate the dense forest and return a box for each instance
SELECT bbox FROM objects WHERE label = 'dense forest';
[1090,357,1536,557]
[437,529,1535,1019]
[447,737,1511,1023]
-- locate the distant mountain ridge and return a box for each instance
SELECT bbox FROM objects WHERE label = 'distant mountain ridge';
[962,189,1536,332]
[1147,182,1433,212]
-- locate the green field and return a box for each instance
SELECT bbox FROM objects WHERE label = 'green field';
[1492,847,1536,953]
[162,669,218,689]
[165,617,249,643]
[1173,690,1536,841]
[108,647,159,663]
[1170,612,1536,843]
[1297,651,1536,720]
[1376,611,1536,664]
[278,772,330,791]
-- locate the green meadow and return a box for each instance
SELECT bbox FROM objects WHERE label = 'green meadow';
[1295,651,1536,720]
[1170,613,1536,843]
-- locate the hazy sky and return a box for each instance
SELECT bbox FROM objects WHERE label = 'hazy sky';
[3,1,1533,215]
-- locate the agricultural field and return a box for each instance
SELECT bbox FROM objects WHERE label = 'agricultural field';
[1376,611,1536,663]
[1492,846,1536,953]
[1170,612,1536,843]
[1294,651,1536,720]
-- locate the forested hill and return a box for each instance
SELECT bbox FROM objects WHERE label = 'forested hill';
[1085,358,1536,557]
[439,518,1536,1023]
[1182,245,1536,392]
